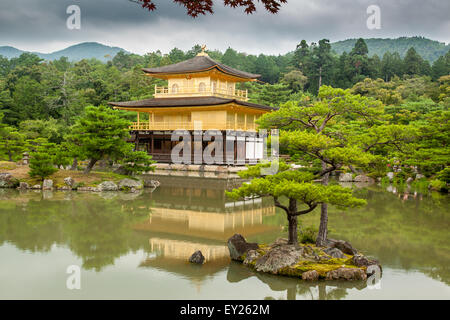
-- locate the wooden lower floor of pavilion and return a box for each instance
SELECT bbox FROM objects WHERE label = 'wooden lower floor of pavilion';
[130,130,265,164]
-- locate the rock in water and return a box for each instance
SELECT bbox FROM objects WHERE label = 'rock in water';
[325,268,367,281]
[302,270,319,281]
[338,173,353,182]
[352,254,382,274]
[98,181,118,191]
[144,180,160,189]
[227,234,259,261]
[189,250,205,264]
[323,247,346,259]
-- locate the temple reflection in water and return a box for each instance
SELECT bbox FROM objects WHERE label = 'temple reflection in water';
[135,174,277,283]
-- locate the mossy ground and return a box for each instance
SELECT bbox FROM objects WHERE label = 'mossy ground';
[0,161,17,171]
[241,243,365,279]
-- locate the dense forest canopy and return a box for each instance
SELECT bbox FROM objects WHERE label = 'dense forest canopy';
[0,38,448,126]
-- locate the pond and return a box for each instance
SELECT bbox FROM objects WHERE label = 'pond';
[0,175,449,300]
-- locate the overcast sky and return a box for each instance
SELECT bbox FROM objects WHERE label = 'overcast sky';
[0,0,449,55]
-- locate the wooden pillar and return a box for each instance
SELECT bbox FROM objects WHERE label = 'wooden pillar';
[151,134,154,154]
[244,114,247,131]
[234,112,237,131]
[137,112,140,128]
[222,130,226,165]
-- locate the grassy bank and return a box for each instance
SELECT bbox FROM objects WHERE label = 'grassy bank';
[0,161,131,188]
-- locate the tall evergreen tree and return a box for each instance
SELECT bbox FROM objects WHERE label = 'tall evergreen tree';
[403,47,423,75]
[69,106,131,173]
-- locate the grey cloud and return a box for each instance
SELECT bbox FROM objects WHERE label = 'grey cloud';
[0,0,448,55]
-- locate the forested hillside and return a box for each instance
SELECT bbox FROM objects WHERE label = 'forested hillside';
[331,37,449,63]
[0,43,127,62]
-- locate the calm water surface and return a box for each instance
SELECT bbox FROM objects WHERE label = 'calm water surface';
[0,175,449,300]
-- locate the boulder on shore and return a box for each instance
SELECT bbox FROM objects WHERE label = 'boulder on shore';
[351,254,382,273]
[323,247,346,259]
[189,251,205,264]
[18,182,29,189]
[227,234,259,261]
[325,239,358,255]
[302,270,319,281]
[118,178,144,191]
[354,175,375,183]
[98,181,118,191]
[254,244,304,274]
[0,173,19,188]
[64,177,75,187]
[338,173,353,182]
[42,179,53,190]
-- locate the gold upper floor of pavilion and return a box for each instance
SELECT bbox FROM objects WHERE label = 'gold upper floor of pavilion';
[153,84,248,101]
[109,47,274,131]
[144,48,258,102]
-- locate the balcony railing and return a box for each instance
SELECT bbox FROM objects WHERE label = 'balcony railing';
[130,121,257,131]
[154,85,248,101]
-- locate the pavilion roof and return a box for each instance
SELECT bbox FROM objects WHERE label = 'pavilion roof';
[142,55,260,80]
[109,96,275,111]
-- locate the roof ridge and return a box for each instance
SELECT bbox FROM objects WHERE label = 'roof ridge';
[142,54,260,79]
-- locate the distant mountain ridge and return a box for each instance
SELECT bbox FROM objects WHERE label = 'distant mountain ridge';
[0,42,128,62]
[331,36,449,62]
[0,37,448,63]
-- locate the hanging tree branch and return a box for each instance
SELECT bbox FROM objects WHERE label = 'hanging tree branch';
[129,0,287,17]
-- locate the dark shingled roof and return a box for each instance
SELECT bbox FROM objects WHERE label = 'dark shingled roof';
[142,55,260,79]
[109,96,275,111]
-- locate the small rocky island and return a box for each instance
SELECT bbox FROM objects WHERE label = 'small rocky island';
[227,234,381,281]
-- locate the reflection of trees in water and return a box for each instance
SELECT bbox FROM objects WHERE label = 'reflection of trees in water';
[1,184,448,288]
[325,187,449,285]
[0,190,150,271]
[0,183,276,275]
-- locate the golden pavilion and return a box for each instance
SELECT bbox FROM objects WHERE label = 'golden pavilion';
[109,46,274,164]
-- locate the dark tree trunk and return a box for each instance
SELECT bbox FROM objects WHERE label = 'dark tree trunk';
[287,214,298,245]
[287,198,298,245]
[71,157,78,171]
[316,160,330,246]
[8,150,12,162]
[84,158,98,174]
[318,66,322,88]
